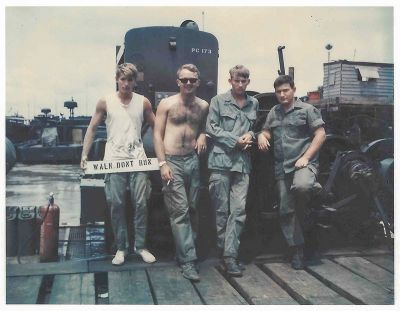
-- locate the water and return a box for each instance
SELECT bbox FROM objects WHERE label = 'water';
[6,163,82,226]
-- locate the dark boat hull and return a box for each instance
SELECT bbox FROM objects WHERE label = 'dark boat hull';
[17,144,82,164]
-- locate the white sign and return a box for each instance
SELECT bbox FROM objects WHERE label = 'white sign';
[84,158,160,175]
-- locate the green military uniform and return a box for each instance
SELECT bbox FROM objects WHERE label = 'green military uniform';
[263,99,324,246]
[206,90,258,258]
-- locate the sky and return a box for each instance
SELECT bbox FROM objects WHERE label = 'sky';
[4,4,395,119]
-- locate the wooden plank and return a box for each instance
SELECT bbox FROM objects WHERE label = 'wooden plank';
[322,247,362,257]
[6,260,88,277]
[88,258,173,273]
[192,265,247,305]
[263,262,352,305]
[49,273,95,304]
[6,275,42,304]
[363,255,394,273]
[307,259,393,305]
[333,256,394,291]
[228,264,298,305]
[6,255,40,265]
[147,266,202,304]
[108,270,154,304]
[359,247,394,256]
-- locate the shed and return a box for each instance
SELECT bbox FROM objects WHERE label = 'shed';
[322,60,393,105]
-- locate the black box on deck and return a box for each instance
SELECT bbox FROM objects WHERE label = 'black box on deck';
[80,175,134,253]
[80,177,108,224]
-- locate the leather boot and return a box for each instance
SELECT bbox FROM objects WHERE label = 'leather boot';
[224,257,243,277]
[291,246,305,270]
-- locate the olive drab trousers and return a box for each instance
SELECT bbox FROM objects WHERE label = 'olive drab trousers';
[162,152,200,264]
[209,170,249,258]
[276,166,321,246]
[104,172,151,251]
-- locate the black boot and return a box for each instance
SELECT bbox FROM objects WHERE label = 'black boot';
[181,262,200,281]
[224,257,243,277]
[291,246,305,270]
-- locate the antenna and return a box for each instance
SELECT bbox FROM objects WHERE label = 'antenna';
[202,11,205,31]
[325,43,333,62]
[353,49,357,61]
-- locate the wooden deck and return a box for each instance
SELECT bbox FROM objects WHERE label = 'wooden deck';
[6,248,394,305]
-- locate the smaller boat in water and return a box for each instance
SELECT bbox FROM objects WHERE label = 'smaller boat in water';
[13,99,106,164]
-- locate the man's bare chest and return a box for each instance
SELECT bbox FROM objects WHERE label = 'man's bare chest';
[168,104,203,125]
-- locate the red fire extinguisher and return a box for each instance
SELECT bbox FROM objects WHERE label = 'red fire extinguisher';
[39,193,60,262]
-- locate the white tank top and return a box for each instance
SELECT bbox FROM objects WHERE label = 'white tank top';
[103,92,147,160]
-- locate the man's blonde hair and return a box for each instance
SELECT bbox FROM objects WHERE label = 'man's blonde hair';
[116,63,138,80]
[176,64,200,78]
[229,65,250,79]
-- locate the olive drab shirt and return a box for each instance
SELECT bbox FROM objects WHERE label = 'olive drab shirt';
[263,99,325,178]
[206,90,259,173]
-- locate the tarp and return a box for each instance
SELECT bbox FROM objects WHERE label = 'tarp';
[41,127,58,147]
[355,65,380,81]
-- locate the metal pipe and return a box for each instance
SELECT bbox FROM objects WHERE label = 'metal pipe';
[277,46,286,75]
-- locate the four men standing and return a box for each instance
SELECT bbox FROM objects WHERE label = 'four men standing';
[82,62,325,280]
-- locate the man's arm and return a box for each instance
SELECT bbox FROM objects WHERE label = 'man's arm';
[246,99,259,140]
[257,129,271,152]
[195,100,209,155]
[295,126,326,169]
[240,99,259,150]
[257,106,273,152]
[81,99,106,169]
[153,100,173,182]
[143,97,155,129]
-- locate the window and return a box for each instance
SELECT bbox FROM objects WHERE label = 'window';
[328,72,336,85]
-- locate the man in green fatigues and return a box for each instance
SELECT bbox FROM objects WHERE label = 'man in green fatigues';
[258,75,326,269]
[206,65,258,277]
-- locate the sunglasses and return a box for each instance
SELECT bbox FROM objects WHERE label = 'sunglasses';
[178,78,198,84]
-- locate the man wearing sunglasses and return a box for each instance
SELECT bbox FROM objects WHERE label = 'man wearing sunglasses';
[154,64,209,281]
[206,65,258,277]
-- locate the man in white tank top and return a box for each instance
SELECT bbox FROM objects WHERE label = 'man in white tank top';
[81,63,156,265]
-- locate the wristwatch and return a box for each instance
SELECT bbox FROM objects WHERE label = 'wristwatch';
[159,160,167,168]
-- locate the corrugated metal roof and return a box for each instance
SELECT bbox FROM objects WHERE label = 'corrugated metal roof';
[323,60,393,67]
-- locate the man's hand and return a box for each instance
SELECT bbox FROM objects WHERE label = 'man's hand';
[295,156,309,169]
[80,155,88,170]
[160,164,174,183]
[258,133,270,152]
[195,133,207,155]
[236,133,253,150]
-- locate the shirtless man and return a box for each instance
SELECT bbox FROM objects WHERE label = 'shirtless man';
[153,64,208,281]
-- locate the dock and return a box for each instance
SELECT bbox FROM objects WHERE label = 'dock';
[6,164,395,305]
[6,247,394,305]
